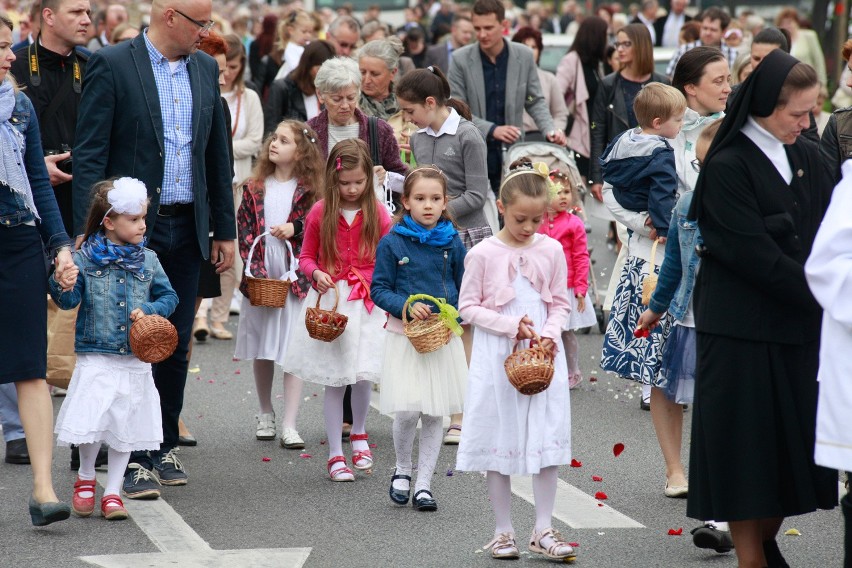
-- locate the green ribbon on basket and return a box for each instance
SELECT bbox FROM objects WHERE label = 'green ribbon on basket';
[405,293,464,337]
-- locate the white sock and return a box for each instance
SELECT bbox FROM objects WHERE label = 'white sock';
[642,383,652,402]
[76,443,99,498]
[414,415,443,494]
[281,373,303,430]
[105,448,132,497]
[392,411,419,491]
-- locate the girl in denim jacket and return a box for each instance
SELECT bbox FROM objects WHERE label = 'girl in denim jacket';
[371,166,468,512]
[50,178,177,521]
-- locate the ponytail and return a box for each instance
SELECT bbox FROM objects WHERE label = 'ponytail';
[395,66,472,121]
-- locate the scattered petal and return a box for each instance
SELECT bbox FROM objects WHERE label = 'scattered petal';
[369,443,377,448]
[196,377,201,380]
[474,549,483,554]
[446,469,454,476]
[667,528,683,536]
[568,542,579,548]
[232,358,239,362]
[589,377,598,383]
[275,394,284,399]
[570,458,582,468]
[784,528,801,536]
[313,393,318,397]
[299,453,312,459]
[262,457,271,462]
[597,532,605,535]
[613,443,625,457]
[196,415,203,419]
[320,440,327,445]
[188,366,201,373]
[597,503,604,507]
[592,475,603,482]
[207,379,215,384]
[594,491,608,500]
[234,370,241,375]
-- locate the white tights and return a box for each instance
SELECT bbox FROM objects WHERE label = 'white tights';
[77,443,131,498]
[487,466,560,538]
[324,381,372,473]
[561,331,580,377]
[391,411,443,494]
[253,359,303,429]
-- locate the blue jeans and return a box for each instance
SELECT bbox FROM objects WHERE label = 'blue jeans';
[129,210,201,469]
[0,382,24,442]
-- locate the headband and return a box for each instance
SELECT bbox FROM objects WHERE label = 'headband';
[101,177,148,224]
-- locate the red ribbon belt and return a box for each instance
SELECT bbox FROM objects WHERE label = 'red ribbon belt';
[346,267,374,314]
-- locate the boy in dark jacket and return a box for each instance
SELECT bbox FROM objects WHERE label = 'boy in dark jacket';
[600,83,687,240]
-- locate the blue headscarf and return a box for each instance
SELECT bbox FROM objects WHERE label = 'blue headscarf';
[393,215,457,247]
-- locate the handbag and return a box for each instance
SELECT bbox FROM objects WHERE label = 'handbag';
[640,239,660,306]
[46,297,78,389]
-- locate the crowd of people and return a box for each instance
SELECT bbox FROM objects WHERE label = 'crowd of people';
[0,0,850,565]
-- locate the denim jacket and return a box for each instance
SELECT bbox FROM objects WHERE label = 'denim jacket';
[371,230,467,322]
[48,248,178,356]
[0,92,71,255]
[647,191,701,321]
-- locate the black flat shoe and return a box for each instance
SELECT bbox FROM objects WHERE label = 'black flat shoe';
[412,489,437,512]
[5,438,30,464]
[29,497,71,527]
[178,434,197,447]
[691,524,734,553]
[389,471,411,505]
[762,539,790,568]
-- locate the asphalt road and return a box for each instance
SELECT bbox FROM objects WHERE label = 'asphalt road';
[0,216,845,568]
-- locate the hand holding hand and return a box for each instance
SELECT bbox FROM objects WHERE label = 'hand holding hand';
[129,308,145,322]
[516,315,534,340]
[408,302,432,320]
[55,249,77,291]
[313,270,334,294]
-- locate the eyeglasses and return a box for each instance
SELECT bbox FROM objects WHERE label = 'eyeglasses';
[614,40,632,50]
[174,9,215,33]
[691,158,702,173]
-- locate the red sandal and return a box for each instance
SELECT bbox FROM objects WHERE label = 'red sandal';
[349,433,373,471]
[101,495,128,520]
[327,455,354,482]
[72,477,96,517]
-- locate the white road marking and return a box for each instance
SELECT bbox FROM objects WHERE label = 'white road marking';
[370,392,644,529]
[79,473,311,568]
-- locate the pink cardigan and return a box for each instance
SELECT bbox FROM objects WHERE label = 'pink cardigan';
[458,236,570,341]
[299,200,392,300]
[538,210,589,296]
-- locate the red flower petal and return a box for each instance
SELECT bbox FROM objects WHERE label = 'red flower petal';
[592,475,603,482]
[320,440,327,445]
[594,491,608,500]
[597,503,604,507]
[568,542,579,547]
[667,528,683,536]
[234,370,241,374]
[589,376,598,382]
[369,443,377,448]
[570,458,582,468]
[299,453,312,459]
[207,379,215,384]
[613,443,625,457]
[261,457,271,462]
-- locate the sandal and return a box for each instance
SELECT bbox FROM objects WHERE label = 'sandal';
[327,456,354,482]
[568,373,583,390]
[483,532,520,559]
[100,494,128,520]
[443,424,462,445]
[349,433,373,471]
[529,527,576,562]
[72,477,96,517]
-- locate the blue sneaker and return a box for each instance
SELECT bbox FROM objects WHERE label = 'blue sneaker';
[154,448,188,486]
[123,463,162,500]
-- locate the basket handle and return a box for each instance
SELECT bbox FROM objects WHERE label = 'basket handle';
[314,281,340,312]
[649,238,659,267]
[402,293,463,336]
[244,231,298,282]
[512,330,547,353]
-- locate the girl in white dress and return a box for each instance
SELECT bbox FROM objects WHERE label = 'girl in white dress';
[284,138,392,481]
[456,161,576,562]
[51,178,178,520]
[235,121,324,448]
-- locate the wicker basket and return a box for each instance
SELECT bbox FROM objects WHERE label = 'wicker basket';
[504,333,555,395]
[305,283,348,342]
[129,315,178,364]
[402,295,452,354]
[244,231,297,308]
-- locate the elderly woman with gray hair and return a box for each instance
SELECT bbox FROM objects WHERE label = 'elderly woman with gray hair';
[356,37,407,120]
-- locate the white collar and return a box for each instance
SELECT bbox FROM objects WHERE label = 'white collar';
[419,107,461,137]
[742,116,792,184]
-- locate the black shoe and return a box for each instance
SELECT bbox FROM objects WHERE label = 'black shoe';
[412,489,438,512]
[28,496,71,527]
[639,397,651,411]
[5,438,30,464]
[389,471,411,505]
[154,448,188,486]
[691,524,734,553]
[123,463,162,500]
[762,539,790,568]
[178,434,197,447]
[70,444,109,471]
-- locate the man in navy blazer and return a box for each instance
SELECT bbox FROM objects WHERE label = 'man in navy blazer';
[73,0,235,496]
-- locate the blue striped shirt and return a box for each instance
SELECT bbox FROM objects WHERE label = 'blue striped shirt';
[143,31,193,205]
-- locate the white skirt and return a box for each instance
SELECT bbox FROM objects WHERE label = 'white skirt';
[55,353,162,453]
[565,287,597,330]
[456,272,572,476]
[379,330,467,416]
[234,292,302,365]
[283,280,386,386]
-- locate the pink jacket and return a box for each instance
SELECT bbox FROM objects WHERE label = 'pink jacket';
[556,51,591,158]
[538,210,589,296]
[458,236,570,341]
[299,200,392,308]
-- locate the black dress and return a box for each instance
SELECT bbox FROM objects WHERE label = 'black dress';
[687,133,837,521]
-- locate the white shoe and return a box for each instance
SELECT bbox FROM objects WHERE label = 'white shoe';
[229,294,241,315]
[255,412,276,440]
[279,428,305,449]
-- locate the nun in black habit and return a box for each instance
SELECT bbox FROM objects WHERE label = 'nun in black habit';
[687,49,837,567]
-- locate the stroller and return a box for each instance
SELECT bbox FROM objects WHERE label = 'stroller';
[501,142,606,334]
